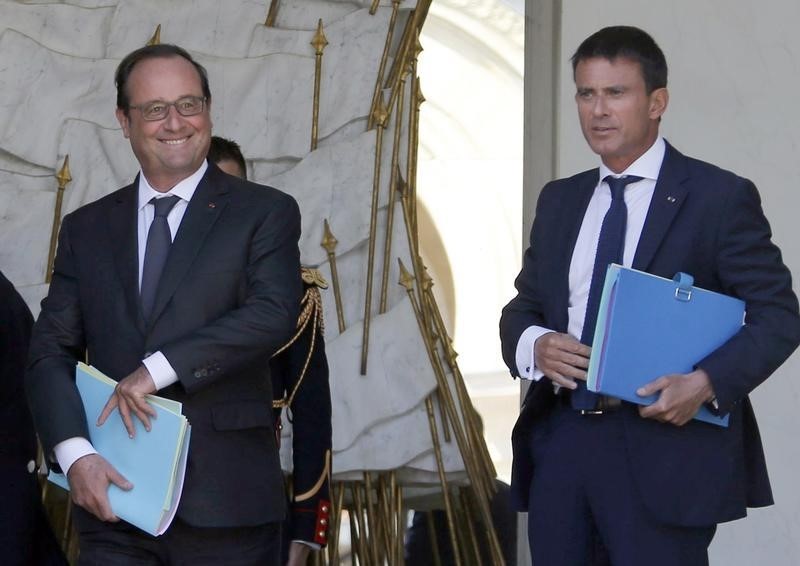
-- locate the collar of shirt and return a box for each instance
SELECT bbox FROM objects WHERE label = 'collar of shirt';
[598,136,665,184]
[136,160,208,210]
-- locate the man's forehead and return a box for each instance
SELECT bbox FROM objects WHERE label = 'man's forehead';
[127,55,203,93]
[574,56,644,85]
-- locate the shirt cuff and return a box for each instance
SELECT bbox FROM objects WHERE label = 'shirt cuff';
[515,325,553,381]
[292,540,322,551]
[143,351,179,390]
[54,437,97,476]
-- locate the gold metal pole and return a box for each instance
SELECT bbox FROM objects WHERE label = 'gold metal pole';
[362,473,381,565]
[311,19,328,151]
[264,0,280,26]
[359,95,389,375]
[378,66,407,313]
[321,219,346,333]
[368,0,401,130]
[46,156,72,283]
[352,482,371,566]
[385,0,433,117]
[329,482,345,566]
[369,0,381,16]
[398,259,506,566]
[146,24,161,45]
[460,487,483,565]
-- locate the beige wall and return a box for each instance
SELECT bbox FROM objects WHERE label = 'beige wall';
[525,1,800,564]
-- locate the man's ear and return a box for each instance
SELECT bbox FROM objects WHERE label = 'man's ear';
[649,87,669,120]
[115,108,131,139]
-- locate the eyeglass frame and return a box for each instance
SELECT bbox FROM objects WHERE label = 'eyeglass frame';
[128,96,208,121]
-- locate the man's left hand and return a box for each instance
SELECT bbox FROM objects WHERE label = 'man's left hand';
[97,365,158,438]
[286,541,312,566]
[637,368,715,426]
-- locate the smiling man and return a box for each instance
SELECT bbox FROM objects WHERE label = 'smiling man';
[500,26,800,565]
[26,44,301,565]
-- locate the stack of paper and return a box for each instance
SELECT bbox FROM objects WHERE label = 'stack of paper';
[49,362,191,535]
[587,265,745,427]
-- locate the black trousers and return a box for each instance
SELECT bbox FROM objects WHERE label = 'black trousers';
[77,517,282,566]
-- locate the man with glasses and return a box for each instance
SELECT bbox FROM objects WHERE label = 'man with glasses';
[26,44,301,565]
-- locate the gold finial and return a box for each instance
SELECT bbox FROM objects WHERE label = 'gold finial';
[147,24,161,46]
[311,19,328,55]
[398,258,414,291]
[416,81,425,105]
[413,31,424,59]
[394,166,407,198]
[421,264,433,291]
[56,155,72,189]
[372,93,388,128]
[321,219,338,253]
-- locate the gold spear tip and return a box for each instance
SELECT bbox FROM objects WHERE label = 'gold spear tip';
[311,19,329,54]
[445,338,458,364]
[56,155,72,189]
[321,218,339,252]
[416,81,426,105]
[394,165,407,197]
[421,263,433,290]
[372,93,388,127]
[414,31,424,59]
[397,258,414,290]
[146,24,161,46]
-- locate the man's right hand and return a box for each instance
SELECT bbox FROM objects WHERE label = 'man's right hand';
[534,332,591,389]
[67,453,132,522]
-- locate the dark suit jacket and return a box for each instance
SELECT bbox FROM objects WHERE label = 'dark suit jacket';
[500,142,800,527]
[1,272,67,565]
[26,163,302,531]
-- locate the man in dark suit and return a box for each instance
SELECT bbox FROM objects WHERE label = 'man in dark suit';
[209,135,333,566]
[26,44,301,565]
[1,271,67,566]
[500,26,800,566]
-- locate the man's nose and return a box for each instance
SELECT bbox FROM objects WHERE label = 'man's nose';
[162,105,184,129]
[592,95,609,116]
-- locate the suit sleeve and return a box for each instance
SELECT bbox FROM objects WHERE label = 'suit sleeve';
[163,193,303,393]
[25,214,92,455]
[698,179,800,413]
[499,183,556,376]
[270,282,332,546]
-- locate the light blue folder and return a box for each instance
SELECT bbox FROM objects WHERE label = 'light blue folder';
[587,265,744,427]
[48,363,191,535]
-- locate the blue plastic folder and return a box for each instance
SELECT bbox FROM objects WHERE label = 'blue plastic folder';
[48,363,191,535]
[587,265,745,427]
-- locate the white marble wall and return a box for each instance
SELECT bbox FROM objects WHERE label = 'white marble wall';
[526,1,800,563]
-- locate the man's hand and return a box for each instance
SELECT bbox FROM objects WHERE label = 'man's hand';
[67,453,132,522]
[534,332,591,389]
[287,541,312,566]
[97,365,158,438]
[637,368,715,426]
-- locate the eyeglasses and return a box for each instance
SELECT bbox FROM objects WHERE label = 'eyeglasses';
[129,96,207,121]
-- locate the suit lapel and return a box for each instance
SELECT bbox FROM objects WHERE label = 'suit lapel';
[147,167,230,327]
[632,142,689,271]
[108,181,146,335]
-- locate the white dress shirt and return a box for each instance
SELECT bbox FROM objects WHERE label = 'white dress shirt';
[515,137,666,380]
[54,161,208,475]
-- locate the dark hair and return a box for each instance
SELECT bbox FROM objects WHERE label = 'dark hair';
[208,136,247,179]
[571,26,667,93]
[115,44,211,113]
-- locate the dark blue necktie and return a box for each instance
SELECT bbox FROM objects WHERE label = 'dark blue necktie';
[571,175,642,410]
[141,195,180,321]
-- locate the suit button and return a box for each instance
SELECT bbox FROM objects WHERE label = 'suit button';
[194,370,202,378]
[27,460,36,474]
